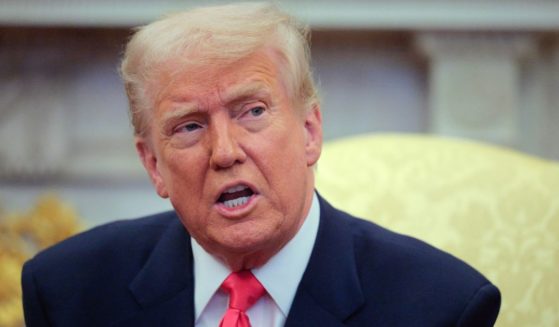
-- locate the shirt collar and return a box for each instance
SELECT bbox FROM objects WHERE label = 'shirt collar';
[191,192,320,319]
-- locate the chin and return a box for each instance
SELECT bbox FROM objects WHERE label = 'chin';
[220,234,269,252]
[200,219,289,264]
[215,232,278,260]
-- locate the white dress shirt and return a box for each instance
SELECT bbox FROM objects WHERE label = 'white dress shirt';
[192,193,320,327]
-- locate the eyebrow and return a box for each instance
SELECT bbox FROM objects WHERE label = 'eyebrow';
[159,82,272,129]
[220,82,271,105]
[160,102,200,130]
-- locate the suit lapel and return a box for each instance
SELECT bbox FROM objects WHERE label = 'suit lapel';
[285,195,365,327]
[112,217,195,326]
[112,195,363,326]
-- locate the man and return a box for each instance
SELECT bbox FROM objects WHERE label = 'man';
[22,3,501,326]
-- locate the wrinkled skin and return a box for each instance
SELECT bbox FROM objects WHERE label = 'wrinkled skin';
[136,49,322,270]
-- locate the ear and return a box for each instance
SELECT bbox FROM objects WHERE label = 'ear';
[304,104,323,167]
[135,136,169,198]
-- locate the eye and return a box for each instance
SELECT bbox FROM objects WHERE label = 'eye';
[237,104,270,132]
[176,122,202,133]
[248,106,265,117]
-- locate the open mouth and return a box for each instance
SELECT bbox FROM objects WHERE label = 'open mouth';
[217,184,255,209]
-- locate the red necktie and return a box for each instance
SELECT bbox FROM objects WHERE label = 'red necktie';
[219,270,266,327]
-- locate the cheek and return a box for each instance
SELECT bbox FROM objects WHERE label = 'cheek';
[256,125,309,188]
[253,136,305,177]
[161,150,207,196]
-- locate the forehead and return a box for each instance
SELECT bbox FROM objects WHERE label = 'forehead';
[162,49,285,100]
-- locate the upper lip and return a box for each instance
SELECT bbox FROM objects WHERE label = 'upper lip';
[215,180,258,202]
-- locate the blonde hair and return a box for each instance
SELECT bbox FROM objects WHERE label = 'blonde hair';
[120,2,319,135]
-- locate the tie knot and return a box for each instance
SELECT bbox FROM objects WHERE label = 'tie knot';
[220,270,266,311]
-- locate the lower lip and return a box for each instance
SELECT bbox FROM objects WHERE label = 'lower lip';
[215,194,259,218]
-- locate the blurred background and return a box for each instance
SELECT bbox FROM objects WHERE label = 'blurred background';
[1,0,558,226]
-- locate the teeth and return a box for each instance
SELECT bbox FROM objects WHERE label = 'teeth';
[224,185,248,194]
[223,196,250,208]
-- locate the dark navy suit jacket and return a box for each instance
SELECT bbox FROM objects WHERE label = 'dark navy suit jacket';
[22,195,500,326]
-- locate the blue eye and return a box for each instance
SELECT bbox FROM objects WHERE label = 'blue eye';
[180,123,202,132]
[249,107,265,117]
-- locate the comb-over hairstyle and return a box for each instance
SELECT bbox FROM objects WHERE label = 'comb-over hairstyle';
[120,2,319,136]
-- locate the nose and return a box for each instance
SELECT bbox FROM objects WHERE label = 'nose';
[209,119,247,170]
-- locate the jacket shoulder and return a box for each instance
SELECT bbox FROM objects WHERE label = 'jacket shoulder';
[23,211,181,306]
[320,199,500,326]
[30,211,178,265]
[346,212,489,286]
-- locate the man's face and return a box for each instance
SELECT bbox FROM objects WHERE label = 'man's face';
[136,49,322,269]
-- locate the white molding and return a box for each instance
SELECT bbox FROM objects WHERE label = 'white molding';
[416,32,541,146]
[415,32,538,59]
[292,2,559,31]
[1,1,559,31]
